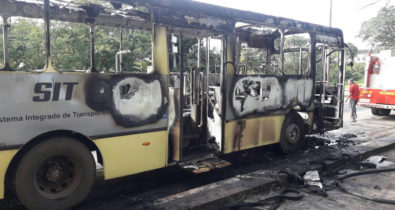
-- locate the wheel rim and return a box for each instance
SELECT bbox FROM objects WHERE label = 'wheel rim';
[35,155,81,199]
[286,123,300,144]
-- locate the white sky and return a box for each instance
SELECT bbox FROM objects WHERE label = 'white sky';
[194,0,394,50]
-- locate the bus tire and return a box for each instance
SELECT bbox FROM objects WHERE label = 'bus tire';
[371,108,379,116]
[279,113,306,154]
[378,109,391,116]
[14,137,95,210]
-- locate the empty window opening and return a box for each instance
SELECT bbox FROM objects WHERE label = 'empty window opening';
[8,17,46,71]
[95,26,152,73]
[282,33,311,75]
[50,21,90,71]
[236,24,281,75]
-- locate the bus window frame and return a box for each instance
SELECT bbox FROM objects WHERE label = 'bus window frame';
[6,16,47,72]
[1,16,11,71]
[235,28,312,76]
[276,32,312,76]
[0,17,4,70]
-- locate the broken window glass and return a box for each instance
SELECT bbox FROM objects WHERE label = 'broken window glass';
[8,17,46,71]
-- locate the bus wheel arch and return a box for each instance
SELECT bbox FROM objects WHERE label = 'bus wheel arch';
[279,112,307,154]
[4,130,103,205]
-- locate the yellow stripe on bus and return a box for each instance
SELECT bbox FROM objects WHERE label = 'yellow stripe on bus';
[94,130,168,180]
[361,90,372,94]
[0,149,18,199]
[380,91,395,96]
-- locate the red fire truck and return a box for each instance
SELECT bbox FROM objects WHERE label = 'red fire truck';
[359,50,395,116]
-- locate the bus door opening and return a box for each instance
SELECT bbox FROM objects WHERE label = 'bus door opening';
[168,32,224,162]
[314,39,345,132]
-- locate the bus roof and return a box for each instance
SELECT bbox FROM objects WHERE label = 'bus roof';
[1,0,343,38]
[115,0,343,37]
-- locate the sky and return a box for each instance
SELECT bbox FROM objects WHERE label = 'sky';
[194,0,394,50]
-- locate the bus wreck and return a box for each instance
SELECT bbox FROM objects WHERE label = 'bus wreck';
[0,0,345,209]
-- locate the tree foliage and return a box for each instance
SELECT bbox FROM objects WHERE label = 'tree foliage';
[171,36,221,73]
[239,34,310,75]
[0,16,366,84]
[346,42,358,61]
[7,18,46,70]
[344,43,364,83]
[358,5,395,49]
[1,17,152,72]
[345,63,365,83]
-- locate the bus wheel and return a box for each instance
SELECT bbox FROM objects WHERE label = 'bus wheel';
[279,114,306,154]
[371,108,380,116]
[378,109,391,116]
[14,137,95,210]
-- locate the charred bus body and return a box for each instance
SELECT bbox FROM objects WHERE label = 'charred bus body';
[0,0,345,209]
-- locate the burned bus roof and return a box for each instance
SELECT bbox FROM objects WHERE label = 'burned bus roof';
[0,0,343,38]
[113,0,343,37]
[0,0,152,30]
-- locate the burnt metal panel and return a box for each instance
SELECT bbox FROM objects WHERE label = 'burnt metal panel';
[0,0,151,30]
[168,88,181,161]
[85,73,166,127]
[226,74,315,120]
[113,0,343,38]
[0,72,167,148]
[224,115,285,153]
[151,8,234,32]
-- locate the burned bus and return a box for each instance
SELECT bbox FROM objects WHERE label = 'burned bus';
[0,0,345,209]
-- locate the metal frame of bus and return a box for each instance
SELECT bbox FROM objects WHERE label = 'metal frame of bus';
[0,0,345,209]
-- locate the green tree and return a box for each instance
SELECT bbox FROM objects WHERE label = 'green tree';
[346,42,358,61]
[95,26,152,72]
[2,18,152,72]
[345,63,365,83]
[50,21,90,70]
[358,5,395,49]
[7,18,46,70]
[343,42,364,84]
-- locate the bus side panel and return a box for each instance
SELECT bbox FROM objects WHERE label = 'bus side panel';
[0,73,167,147]
[223,73,314,154]
[224,115,285,154]
[229,76,314,118]
[94,130,168,180]
[0,149,18,199]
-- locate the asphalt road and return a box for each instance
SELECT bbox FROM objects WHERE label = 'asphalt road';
[342,102,395,139]
[242,146,395,210]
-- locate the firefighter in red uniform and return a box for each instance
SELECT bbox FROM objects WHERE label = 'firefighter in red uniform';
[346,79,360,122]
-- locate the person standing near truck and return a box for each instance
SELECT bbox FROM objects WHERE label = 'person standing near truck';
[346,79,360,122]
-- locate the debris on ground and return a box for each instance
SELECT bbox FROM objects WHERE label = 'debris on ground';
[303,170,323,189]
[362,155,394,168]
